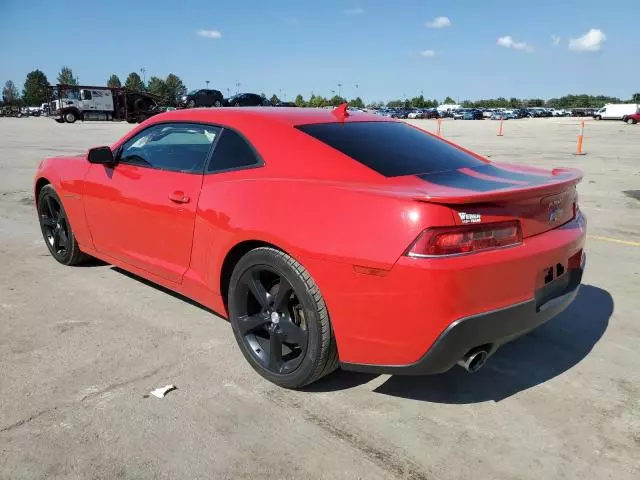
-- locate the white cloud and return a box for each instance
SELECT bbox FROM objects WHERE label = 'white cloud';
[569,29,606,52]
[196,29,222,39]
[344,8,364,15]
[497,36,533,52]
[425,16,451,28]
[419,50,436,57]
[551,35,561,46]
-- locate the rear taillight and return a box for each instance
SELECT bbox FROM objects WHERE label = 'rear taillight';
[406,221,523,257]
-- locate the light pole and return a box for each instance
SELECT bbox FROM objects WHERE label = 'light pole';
[235,81,241,95]
[205,80,210,88]
[337,83,343,98]
[140,67,147,85]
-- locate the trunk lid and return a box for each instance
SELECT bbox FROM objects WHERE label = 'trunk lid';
[385,163,582,238]
[415,163,581,238]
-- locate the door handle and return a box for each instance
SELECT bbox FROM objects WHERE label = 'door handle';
[168,191,190,204]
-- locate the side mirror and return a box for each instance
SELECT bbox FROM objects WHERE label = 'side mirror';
[87,146,115,166]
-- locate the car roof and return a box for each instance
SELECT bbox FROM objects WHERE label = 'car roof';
[150,106,385,127]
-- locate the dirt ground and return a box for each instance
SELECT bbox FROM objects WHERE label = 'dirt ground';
[1,116,639,479]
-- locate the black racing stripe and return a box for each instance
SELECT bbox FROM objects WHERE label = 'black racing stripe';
[417,171,516,192]
[479,164,563,185]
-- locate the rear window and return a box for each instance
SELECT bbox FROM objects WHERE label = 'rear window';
[297,122,485,177]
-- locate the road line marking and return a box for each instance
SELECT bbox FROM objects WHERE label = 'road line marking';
[588,235,640,247]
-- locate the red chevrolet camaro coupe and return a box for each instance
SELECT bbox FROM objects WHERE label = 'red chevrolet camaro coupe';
[34,106,586,388]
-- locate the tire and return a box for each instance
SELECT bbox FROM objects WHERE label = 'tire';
[595,116,602,121]
[228,247,338,388]
[214,100,222,107]
[37,185,89,266]
[626,118,636,125]
[234,102,240,107]
[187,99,196,108]
[64,111,77,123]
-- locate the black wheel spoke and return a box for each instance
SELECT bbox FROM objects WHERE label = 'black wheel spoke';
[267,330,283,371]
[58,227,69,249]
[279,319,307,346]
[52,227,61,247]
[237,314,269,335]
[272,276,293,311]
[44,196,57,218]
[245,271,270,309]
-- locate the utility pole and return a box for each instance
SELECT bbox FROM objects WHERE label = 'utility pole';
[140,67,147,85]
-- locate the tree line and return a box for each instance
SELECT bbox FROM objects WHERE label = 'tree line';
[2,66,639,110]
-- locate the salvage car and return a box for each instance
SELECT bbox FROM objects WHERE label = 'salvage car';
[34,105,586,388]
[180,89,225,108]
[225,93,270,107]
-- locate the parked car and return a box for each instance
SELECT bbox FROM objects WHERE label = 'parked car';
[226,93,270,107]
[491,111,506,120]
[407,109,423,119]
[34,106,585,388]
[622,113,640,124]
[462,109,483,120]
[180,89,225,108]
[422,109,440,119]
[452,110,465,120]
[572,108,596,117]
[390,109,410,119]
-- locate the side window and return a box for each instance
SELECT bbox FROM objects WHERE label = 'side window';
[206,129,261,173]
[119,123,220,173]
[81,89,92,100]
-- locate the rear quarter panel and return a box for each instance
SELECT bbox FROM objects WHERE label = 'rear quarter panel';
[190,173,455,296]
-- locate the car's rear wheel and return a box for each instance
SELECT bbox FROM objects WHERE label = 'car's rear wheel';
[626,118,636,125]
[228,247,338,388]
[37,185,88,265]
[214,100,222,107]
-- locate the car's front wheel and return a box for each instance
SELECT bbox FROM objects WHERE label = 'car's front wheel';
[228,247,338,388]
[626,118,636,125]
[37,185,88,265]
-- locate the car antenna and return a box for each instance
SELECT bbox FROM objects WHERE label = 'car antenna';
[332,102,349,121]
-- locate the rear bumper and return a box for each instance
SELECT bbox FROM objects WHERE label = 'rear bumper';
[341,254,584,375]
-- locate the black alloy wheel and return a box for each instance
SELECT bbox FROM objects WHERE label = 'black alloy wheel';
[37,185,87,265]
[228,247,338,388]
[40,194,70,258]
[234,266,308,374]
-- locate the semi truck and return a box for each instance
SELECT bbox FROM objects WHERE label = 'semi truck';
[48,84,161,124]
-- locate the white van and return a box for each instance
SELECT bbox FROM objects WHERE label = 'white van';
[594,104,639,120]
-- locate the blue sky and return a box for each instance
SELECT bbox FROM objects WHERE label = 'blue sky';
[1,0,638,103]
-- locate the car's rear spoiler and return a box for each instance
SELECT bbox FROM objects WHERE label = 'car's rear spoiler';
[412,168,583,205]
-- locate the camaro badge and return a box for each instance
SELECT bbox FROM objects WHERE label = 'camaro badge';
[549,208,563,223]
[458,212,481,224]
